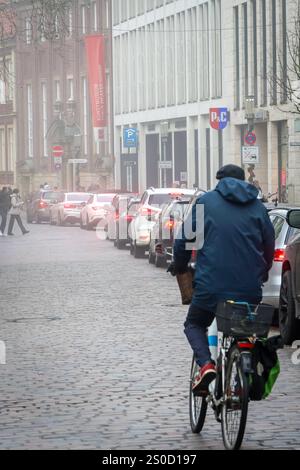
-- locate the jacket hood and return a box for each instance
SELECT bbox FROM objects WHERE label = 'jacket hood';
[216,177,259,204]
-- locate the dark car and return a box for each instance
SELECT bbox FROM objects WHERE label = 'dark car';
[279,209,300,345]
[26,190,63,224]
[106,193,139,241]
[115,197,141,249]
[148,198,193,268]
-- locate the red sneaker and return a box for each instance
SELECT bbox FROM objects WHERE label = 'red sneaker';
[192,363,216,396]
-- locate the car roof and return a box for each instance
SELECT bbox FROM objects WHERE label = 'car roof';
[146,187,196,195]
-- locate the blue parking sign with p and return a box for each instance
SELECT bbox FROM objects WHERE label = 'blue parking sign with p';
[124,128,138,148]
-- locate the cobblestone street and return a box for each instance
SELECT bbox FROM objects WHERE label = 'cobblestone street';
[0,225,300,450]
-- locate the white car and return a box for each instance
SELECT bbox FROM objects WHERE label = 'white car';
[80,193,115,230]
[50,192,92,226]
[128,187,196,258]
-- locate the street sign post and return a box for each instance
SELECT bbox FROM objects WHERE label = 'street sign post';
[242,146,260,164]
[123,128,138,148]
[159,161,172,170]
[68,159,88,165]
[52,145,64,158]
[245,131,257,146]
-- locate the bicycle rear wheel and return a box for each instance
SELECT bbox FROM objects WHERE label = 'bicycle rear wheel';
[221,346,249,450]
[189,356,207,434]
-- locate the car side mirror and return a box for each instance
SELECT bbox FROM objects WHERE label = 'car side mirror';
[287,210,300,229]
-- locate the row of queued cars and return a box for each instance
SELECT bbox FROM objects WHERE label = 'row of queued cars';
[106,188,300,346]
[26,187,300,345]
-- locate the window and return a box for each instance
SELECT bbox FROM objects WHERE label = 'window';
[27,84,33,158]
[81,5,86,34]
[199,3,209,100]
[261,0,267,105]
[25,18,32,44]
[54,80,61,102]
[67,77,74,101]
[67,7,73,38]
[92,1,98,31]
[0,76,5,104]
[252,0,258,105]
[7,127,14,172]
[242,3,249,103]
[281,0,287,104]
[0,128,5,171]
[41,83,48,157]
[271,0,277,105]
[271,216,285,240]
[234,6,240,109]
[176,12,186,104]
[82,77,88,155]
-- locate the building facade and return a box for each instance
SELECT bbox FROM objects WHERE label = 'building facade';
[15,0,114,195]
[113,0,300,203]
[0,19,17,187]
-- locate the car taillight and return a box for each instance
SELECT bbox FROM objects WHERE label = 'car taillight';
[125,215,133,222]
[39,201,48,209]
[274,248,285,262]
[164,220,175,230]
[64,203,76,209]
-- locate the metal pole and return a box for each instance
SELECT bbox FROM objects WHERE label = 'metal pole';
[163,141,167,188]
[73,163,76,191]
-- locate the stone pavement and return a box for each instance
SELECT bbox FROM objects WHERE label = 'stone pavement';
[0,224,299,450]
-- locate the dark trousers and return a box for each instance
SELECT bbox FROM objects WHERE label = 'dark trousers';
[0,209,8,233]
[184,304,215,368]
[8,214,27,235]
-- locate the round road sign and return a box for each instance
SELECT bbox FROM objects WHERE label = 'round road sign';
[245,132,256,146]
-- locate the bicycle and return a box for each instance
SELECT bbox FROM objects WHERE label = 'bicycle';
[189,301,275,450]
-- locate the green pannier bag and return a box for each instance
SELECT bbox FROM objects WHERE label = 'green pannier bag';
[249,336,283,401]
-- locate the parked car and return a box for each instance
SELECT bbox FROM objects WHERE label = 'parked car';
[49,192,92,226]
[129,187,196,258]
[80,193,115,230]
[115,197,141,249]
[27,190,63,224]
[262,208,299,310]
[278,209,300,345]
[148,197,194,267]
[106,193,139,241]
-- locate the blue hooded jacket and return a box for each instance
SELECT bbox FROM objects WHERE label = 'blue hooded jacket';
[173,178,275,312]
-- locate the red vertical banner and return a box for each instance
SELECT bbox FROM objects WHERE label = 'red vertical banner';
[85,35,107,141]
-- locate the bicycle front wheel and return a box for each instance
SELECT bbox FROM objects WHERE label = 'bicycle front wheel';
[189,356,207,434]
[221,347,249,450]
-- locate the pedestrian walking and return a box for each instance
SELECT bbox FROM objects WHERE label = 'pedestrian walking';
[7,189,30,236]
[0,187,11,236]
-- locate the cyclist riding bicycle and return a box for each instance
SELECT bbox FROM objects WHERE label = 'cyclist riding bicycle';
[172,164,275,395]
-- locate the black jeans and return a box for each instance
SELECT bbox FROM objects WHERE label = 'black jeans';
[0,208,8,233]
[184,304,215,368]
[8,214,27,235]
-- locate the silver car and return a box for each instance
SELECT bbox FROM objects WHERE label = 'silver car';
[50,192,92,226]
[263,208,299,308]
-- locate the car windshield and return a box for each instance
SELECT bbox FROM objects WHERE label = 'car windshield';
[42,192,60,200]
[164,201,190,218]
[96,195,115,203]
[148,194,186,207]
[66,193,91,202]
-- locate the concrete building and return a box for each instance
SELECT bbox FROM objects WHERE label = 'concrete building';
[112,0,300,203]
[14,0,114,195]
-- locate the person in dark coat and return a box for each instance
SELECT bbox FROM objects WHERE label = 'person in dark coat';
[172,164,275,394]
[7,189,29,236]
[0,187,11,236]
